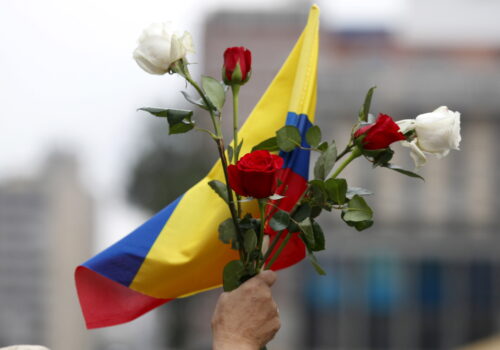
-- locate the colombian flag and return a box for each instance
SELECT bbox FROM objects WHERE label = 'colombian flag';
[75,5,319,329]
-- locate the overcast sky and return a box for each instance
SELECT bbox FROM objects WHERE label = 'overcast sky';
[0,0,407,248]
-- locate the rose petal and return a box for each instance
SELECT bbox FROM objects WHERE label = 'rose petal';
[356,114,405,150]
[396,119,416,134]
[241,170,276,199]
[133,22,193,75]
[227,164,247,197]
[415,108,460,155]
[402,140,427,168]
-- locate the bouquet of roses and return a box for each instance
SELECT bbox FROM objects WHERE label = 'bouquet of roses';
[134,22,461,293]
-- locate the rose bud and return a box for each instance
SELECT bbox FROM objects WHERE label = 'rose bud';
[397,106,461,168]
[354,113,406,150]
[133,22,195,75]
[222,47,252,85]
[227,150,284,199]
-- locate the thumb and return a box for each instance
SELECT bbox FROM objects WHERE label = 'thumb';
[255,270,277,287]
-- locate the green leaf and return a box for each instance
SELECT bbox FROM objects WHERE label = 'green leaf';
[342,216,374,231]
[243,229,257,255]
[351,220,374,231]
[317,141,328,152]
[276,126,301,152]
[360,147,386,158]
[223,260,246,291]
[231,240,240,250]
[139,107,195,135]
[287,220,300,233]
[346,187,373,200]
[252,137,279,152]
[227,145,234,163]
[384,164,424,180]
[238,214,253,231]
[138,107,171,117]
[236,139,244,160]
[163,109,195,135]
[230,62,243,83]
[298,218,315,247]
[314,141,337,180]
[325,178,347,205]
[300,231,326,275]
[358,86,376,122]
[310,205,322,218]
[305,125,321,148]
[202,76,226,111]
[208,180,229,204]
[312,221,325,251]
[292,203,312,222]
[342,195,373,222]
[372,148,394,167]
[269,210,290,232]
[308,180,327,207]
[218,218,237,244]
[180,91,209,110]
[309,179,326,189]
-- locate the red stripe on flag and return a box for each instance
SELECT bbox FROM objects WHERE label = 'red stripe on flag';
[75,266,170,329]
[266,168,307,270]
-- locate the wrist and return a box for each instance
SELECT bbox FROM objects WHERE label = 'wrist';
[213,338,258,350]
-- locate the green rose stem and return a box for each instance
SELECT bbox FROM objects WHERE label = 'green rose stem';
[256,198,267,269]
[264,231,292,271]
[215,140,246,262]
[182,76,222,138]
[335,144,353,162]
[260,193,307,270]
[181,67,247,263]
[231,84,242,217]
[261,229,284,266]
[329,146,362,179]
[231,84,241,161]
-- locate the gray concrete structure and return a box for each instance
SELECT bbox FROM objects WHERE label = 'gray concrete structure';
[0,152,92,350]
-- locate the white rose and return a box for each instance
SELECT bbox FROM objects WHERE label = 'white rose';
[133,22,195,75]
[397,106,461,168]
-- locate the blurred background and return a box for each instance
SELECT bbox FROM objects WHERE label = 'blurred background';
[1,0,499,349]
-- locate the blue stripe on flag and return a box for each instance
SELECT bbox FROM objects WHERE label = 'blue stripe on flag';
[83,195,183,286]
[280,112,312,179]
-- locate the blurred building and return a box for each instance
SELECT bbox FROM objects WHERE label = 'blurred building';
[0,152,92,350]
[185,2,500,350]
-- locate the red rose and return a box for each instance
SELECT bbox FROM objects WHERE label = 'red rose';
[227,150,284,198]
[354,113,406,150]
[222,47,252,85]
